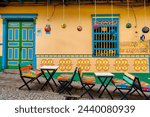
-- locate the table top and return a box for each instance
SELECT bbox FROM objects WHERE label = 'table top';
[40,65,59,70]
[94,72,114,77]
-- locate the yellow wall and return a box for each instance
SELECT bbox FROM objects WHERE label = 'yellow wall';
[0,5,150,72]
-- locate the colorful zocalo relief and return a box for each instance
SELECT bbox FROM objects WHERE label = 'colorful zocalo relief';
[114,59,129,71]
[59,59,73,71]
[133,59,148,71]
[76,59,91,71]
[95,59,109,71]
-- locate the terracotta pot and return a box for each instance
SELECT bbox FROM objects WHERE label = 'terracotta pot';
[44,25,51,32]
[77,26,82,31]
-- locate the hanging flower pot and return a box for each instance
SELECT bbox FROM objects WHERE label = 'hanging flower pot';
[93,23,99,30]
[44,24,51,32]
[140,34,145,41]
[61,23,67,29]
[142,26,149,33]
[77,26,82,31]
[126,23,132,28]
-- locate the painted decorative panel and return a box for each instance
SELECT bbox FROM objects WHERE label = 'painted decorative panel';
[28,29,33,40]
[8,48,13,60]
[95,59,109,71]
[28,48,33,60]
[8,29,13,40]
[76,59,91,71]
[8,61,18,66]
[8,22,19,27]
[22,42,33,47]
[22,22,34,27]
[8,42,19,47]
[59,59,72,71]
[40,59,54,66]
[133,59,148,71]
[22,48,27,60]
[14,29,19,40]
[37,58,149,73]
[14,48,19,60]
[22,29,27,40]
[120,41,149,54]
[114,59,129,71]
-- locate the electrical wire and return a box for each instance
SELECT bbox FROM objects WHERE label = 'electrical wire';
[63,0,64,21]
[127,0,130,22]
[131,6,137,28]
[94,0,97,24]
[46,0,49,21]
[144,0,147,25]
[111,0,113,27]
[78,0,81,23]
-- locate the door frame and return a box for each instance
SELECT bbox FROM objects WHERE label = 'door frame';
[1,14,38,69]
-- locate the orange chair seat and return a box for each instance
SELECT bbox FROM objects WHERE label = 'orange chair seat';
[22,70,42,78]
[82,75,96,84]
[57,74,72,81]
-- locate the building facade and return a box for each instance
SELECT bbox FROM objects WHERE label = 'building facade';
[0,5,150,72]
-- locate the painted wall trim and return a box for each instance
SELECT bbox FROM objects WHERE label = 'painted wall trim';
[36,54,149,58]
[91,14,120,17]
[1,14,38,70]
[0,14,38,20]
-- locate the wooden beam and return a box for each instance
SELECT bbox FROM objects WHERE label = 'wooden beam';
[17,0,23,3]
[2,0,8,2]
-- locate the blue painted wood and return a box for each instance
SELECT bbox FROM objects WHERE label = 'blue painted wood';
[2,19,7,69]
[92,14,119,57]
[33,20,36,69]
[1,14,37,69]
[91,14,120,17]
[0,14,38,20]
[22,29,27,40]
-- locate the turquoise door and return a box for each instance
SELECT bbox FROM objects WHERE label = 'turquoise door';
[7,21,35,68]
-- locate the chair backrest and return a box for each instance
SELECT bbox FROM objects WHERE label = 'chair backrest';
[123,72,142,90]
[70,67,77,83]
[18,63,33,76]
[123,72,135,85]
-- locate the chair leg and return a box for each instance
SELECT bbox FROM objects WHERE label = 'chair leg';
[37,79,41,84]
[59,83,72,95]
[52,78,58,87]
[140,90,149,100]
[130,88,142,96]
[121,88,132,100]
[57,81,67,93]
[113,87,118,93]
[81,85,94,99]
[19,78,33,90]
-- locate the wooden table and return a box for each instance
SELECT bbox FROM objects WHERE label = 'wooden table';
[40,65,59,92]
[94,72,114,99]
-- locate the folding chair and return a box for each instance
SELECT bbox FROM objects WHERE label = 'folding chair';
[112,73,149,100]
[57,67,77,95]
[78,67,96,99]
[130,78,150,100]
[19,63,42,90]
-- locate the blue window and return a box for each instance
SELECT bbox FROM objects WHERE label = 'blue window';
[92,14,119,57]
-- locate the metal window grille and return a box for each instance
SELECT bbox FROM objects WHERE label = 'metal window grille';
[92,14,119,57]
